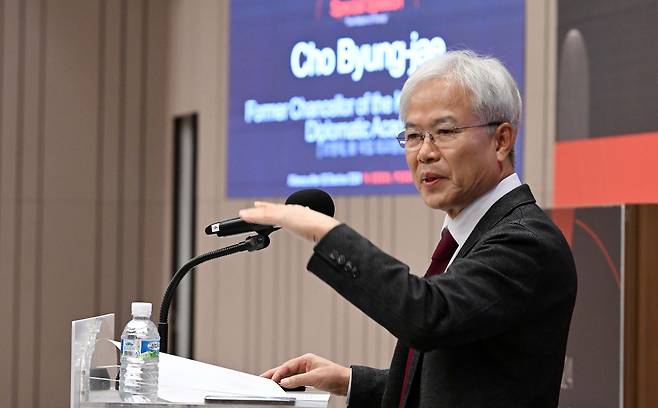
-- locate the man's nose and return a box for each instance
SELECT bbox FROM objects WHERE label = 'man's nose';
[417,136,441,162]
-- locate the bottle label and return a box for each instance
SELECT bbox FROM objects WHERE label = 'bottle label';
[140,340,160,360]
[121,339,160,360]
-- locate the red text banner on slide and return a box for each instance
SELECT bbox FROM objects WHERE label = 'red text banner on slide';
[554,132,658,207]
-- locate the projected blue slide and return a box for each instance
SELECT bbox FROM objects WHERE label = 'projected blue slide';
[228,0,524,197]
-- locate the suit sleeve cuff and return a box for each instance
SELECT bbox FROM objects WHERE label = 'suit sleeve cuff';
[347,365,386,407]
[308,223,365,279]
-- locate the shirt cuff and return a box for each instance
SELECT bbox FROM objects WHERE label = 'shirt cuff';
[346,367,353,404]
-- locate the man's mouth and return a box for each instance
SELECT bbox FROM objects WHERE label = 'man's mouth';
[420,173,444,186]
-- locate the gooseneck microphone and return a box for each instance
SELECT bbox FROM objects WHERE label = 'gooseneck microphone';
[204,188,335,237]
[160,189,335,353]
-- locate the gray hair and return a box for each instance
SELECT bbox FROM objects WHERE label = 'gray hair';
[399,50,522,129]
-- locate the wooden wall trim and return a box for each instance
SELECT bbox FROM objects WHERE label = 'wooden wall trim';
[625,205,658,408]
[625,205,639,408]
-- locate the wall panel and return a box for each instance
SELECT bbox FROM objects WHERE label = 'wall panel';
[141,0,170,318]
[118,0,146,325]
[0,0,7,402]
[40,0,100,403]
[0,0,170,406]
[0,0,19,401]
[15,0,43,405]
[98,0,121,317]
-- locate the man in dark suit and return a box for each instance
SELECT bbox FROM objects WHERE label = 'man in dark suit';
[240,50,577,407]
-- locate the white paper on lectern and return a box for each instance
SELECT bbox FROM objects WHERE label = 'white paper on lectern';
[110,340,287,403]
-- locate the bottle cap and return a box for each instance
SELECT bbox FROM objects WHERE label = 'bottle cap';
[131,302,152,317]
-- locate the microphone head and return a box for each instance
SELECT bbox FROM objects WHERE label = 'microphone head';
[285,189,335,217]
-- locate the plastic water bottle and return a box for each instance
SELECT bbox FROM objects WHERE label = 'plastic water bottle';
[119,302,160,402]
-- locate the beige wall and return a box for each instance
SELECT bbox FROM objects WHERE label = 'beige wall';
[0,0,170,407]
[0,1,558,407]
[524,0,557,206]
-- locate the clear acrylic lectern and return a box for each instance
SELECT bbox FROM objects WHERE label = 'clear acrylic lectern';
[71,314,329,407]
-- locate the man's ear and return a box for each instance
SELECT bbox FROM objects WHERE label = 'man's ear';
[495,123,516,163]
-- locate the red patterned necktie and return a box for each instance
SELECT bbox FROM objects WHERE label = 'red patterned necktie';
[398,228,459,407]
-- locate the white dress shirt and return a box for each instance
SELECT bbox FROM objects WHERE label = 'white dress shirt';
[442,173,522,268]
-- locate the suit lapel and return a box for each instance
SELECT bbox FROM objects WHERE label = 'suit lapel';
[454,184,536,261]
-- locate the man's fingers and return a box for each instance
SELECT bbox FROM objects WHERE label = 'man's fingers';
[238,208,272,224]
[266,354,317,383]
[269,365,294,383]
[239,202,285,225]
[260,367,277,378]
[240,202,338,243]
[279,372,317,389]
[269,361,306,383]
[260,354,349,395]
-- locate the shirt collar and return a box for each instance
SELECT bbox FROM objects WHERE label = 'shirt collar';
[441,173,522,246]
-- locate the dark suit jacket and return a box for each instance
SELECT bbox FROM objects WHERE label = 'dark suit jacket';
[306,185,577,407]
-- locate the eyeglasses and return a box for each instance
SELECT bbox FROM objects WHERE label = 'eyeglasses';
[396,122,503,151]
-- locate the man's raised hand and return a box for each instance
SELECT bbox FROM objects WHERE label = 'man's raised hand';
[239,202,340,243]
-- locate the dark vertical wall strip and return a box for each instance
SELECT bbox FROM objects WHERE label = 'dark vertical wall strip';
[137,0,149,300]
[94,0,107,316]
[171,120,180,351]
[116,0,127,327]
[170,121,179,354]
[171,114,197,358]
[189,117,196,359]
[33,0,47,404]
[10,1,26,406]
